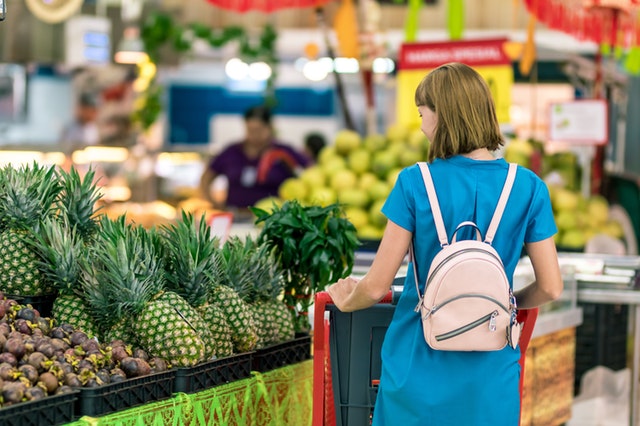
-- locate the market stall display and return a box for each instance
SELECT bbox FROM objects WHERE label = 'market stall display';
[0,162,315,424]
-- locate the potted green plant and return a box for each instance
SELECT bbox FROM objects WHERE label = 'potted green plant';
[251,200,360,333]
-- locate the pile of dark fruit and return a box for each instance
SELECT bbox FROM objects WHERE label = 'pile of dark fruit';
[0,293,170,408]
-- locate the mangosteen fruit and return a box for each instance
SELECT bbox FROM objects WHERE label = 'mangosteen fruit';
[60,324,75,334]
[78,358,95,372]
[24,385,46,400]
[111,345,130,362]
[49,327,68,340]
[35,342,55,359]
[69,331,88,347]
[55,385,73,395]
[17,307,39,322]
[150,357,168,373]
[18,364,39,384]
[4,337,25,360]
[120,356,151,378]
[13,318,32,335]
[109,368,127,383]
[96,369,110,385]
[27,351,48,373]
[64,372,83,388]
[81,338,100,353]
[0,352,17,367]
[50,338,69,353]
[132,348,149,361]
[2,381,26,404]
[0,362,17,381]
[38,371,59,393]
[0,322,10,337]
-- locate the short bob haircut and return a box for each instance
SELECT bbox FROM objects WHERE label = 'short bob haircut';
[414,62,504,162]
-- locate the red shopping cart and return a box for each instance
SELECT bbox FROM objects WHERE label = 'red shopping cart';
[312,288,538,426]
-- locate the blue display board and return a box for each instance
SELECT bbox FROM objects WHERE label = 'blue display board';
[167,84,336,145]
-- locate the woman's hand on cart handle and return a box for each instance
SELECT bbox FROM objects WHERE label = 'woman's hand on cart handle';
[327,277,360,312]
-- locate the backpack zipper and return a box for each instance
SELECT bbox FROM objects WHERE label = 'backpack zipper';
[435,310,499,341]
[426,247,506,288]
[432,293,510,314]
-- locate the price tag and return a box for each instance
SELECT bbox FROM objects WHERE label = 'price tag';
[207,212,234,244]
[549,100,608,145]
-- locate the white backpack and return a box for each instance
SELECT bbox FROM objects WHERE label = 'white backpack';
[412,162,520,351]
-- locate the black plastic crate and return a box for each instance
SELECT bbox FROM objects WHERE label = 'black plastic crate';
[174,352,253,394]
[0,391,79,426]
[574,302,629,394]
[4,293,56,318]
[252,334,312,373]
[76,370,176,417]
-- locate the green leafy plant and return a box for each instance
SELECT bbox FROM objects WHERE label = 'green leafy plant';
[251,200,360,332]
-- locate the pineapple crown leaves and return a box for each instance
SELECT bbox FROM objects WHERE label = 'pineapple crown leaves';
[237,236,284,302]
[251,200,360,293]
[206,236,255,299]
[90,216,167,317]
[0,162,62,231]
[57,166,104,242]
[159,211,219,307]
[26,216,85,296]
[77,253,122,333]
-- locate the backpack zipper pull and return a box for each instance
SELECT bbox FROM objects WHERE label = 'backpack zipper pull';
[489,311,498,332]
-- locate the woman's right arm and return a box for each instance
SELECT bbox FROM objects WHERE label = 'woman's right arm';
[515,237,564,309]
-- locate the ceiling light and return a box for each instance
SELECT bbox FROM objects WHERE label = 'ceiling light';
[114,26,148,64]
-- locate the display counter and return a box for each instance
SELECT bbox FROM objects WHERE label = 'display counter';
[555,252,640,426]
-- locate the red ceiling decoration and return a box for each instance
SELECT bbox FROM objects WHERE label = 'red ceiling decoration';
[523,0,640,47]
[206,0,334,13]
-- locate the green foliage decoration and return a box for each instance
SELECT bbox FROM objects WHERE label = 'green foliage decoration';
[251,200,360,333]
[134,11,279,130]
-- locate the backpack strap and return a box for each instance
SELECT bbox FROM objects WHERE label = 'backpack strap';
[484,163,517,245]
[417,162,449,247]
[414,162,447,305]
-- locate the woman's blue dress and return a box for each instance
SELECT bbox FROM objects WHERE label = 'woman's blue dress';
[374,156,557,426]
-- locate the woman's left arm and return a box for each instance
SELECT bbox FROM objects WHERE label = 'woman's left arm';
[327,220,412,312]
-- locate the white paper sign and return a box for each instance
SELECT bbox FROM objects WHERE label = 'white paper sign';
[549,100,608,145]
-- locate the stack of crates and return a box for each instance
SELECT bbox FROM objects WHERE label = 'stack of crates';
[574,302,629,394]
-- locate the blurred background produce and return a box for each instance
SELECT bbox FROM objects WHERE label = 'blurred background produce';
[255,123,430,241]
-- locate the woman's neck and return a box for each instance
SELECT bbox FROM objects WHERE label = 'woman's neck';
[461,148,493,160]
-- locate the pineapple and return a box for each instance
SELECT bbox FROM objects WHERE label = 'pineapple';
[207,238,259,353]
[197,303,234,358]
[88,216,206,367]
[57,166,103,243]
[160,212,233,359]
[230,237,294,348]
[0,162,62,296]
[29,217,98,337]
[29,167,104,336]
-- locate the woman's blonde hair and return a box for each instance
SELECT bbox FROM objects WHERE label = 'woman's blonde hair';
[414,62,504,161]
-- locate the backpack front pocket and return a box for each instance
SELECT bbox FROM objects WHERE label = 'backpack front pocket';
[435,310,498,341]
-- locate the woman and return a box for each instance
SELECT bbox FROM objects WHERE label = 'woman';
[199,105,310,211]
[327,62,563,425]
